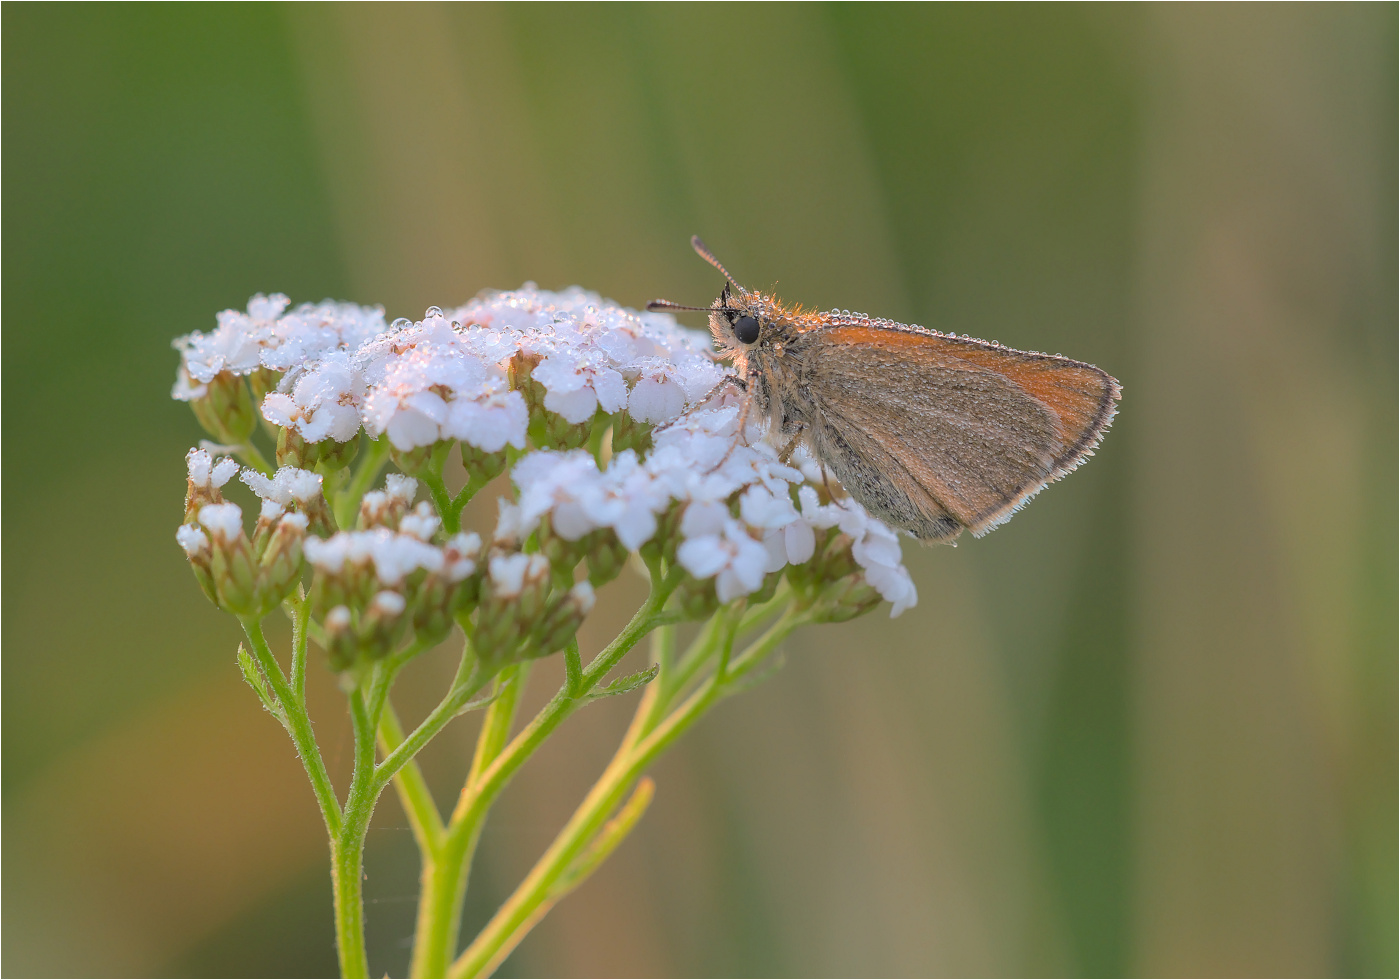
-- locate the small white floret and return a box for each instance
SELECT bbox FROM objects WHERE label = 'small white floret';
[176,523,210,557]
[399,502,441,542]
[370,590,407,617]
[488,552,548,597]
[325,605,352,631]
[385,474,418,505]
[211,457,240,488]
[187,448,213,486]
[569,580,596,614]
[677,518,769,602]
[241,466,323,507]
[198,502,245,542]
[277,512,310,534]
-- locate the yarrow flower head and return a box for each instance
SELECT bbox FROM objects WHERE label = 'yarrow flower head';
[175,283,918,674]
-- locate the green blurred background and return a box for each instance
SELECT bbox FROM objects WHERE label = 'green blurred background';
[4,4,1395,976]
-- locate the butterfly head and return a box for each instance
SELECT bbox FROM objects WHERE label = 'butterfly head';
[646,236,772,358]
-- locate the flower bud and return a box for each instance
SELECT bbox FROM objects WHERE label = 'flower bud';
[810,574,882,623]
[277,425,360,475]
[276,426,314,469]
[670,576,721,621]
[191,371,258,445]
[638,503,682,567]
[199,502,260,615]
[360,589,410,659]
[244,465,334,536]
[306,535,363,618]
[785,529,856,600]
[358,476,417,530]
[746,568,783,607]
[584,532,630,588]
[536,515,592,585]
[258,512,308,609]
[609,411,653,456]
[248,367,284,440]
[399,502,441,542]
[413,532,481,643]
[475,551,551,665]
[389,442,436,476]
[176,523,219,605]
[315,435,360,474]
[510,354,593,451]
[526,581,595,657]
[324,605,358,672]
[250,498,287,560]
[184,448,239,524]
[460,442,508,489]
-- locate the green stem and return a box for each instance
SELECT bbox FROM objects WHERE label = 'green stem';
[332,688,379,979]
[239,617,341,837]
[409,664,530,978]
[420,442,457,531]
[447,467,493,532]
[330,829,368,978]
[289,588,311,700]
[334,436,390,530]
[451,683,715,976]
[728,605,811,681]
[448,603,806,978]
[468,664,531,788]
[379,703,445,855]
[375,665,492,793]
[663,612,724,699]
[562,637,583,696]
[652,621,676,674]
[412,572,673,977]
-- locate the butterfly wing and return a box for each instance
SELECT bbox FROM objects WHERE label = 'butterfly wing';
[807,324,1119,541]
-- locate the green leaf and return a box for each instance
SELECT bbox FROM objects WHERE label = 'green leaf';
[452,689,502,718]
[589,663,659,700]
[237,642,286,723]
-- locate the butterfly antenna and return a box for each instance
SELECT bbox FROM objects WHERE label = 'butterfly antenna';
[691,235,742,290]
[646,298,747,316]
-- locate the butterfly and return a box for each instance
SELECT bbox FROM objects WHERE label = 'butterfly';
[649,236,1121,543]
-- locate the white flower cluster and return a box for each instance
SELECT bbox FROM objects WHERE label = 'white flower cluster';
[173,294,386,400]
[241,465,324,520]
[174,286,725,453]
[175,286,917,618]
[502,407,918,616]
[304,528,480,589]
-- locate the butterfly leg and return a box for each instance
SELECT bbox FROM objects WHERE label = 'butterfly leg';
[777,427,804,464]
[712,370,760,467]
[651,374,747,436]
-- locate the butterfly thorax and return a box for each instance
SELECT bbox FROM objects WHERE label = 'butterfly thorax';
[708,289,831,441]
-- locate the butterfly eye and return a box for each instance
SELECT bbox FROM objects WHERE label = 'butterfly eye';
[733,315,760,345]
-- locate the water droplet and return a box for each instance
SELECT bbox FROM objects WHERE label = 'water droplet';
[425,306,444,319]
[391,317,412,330]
